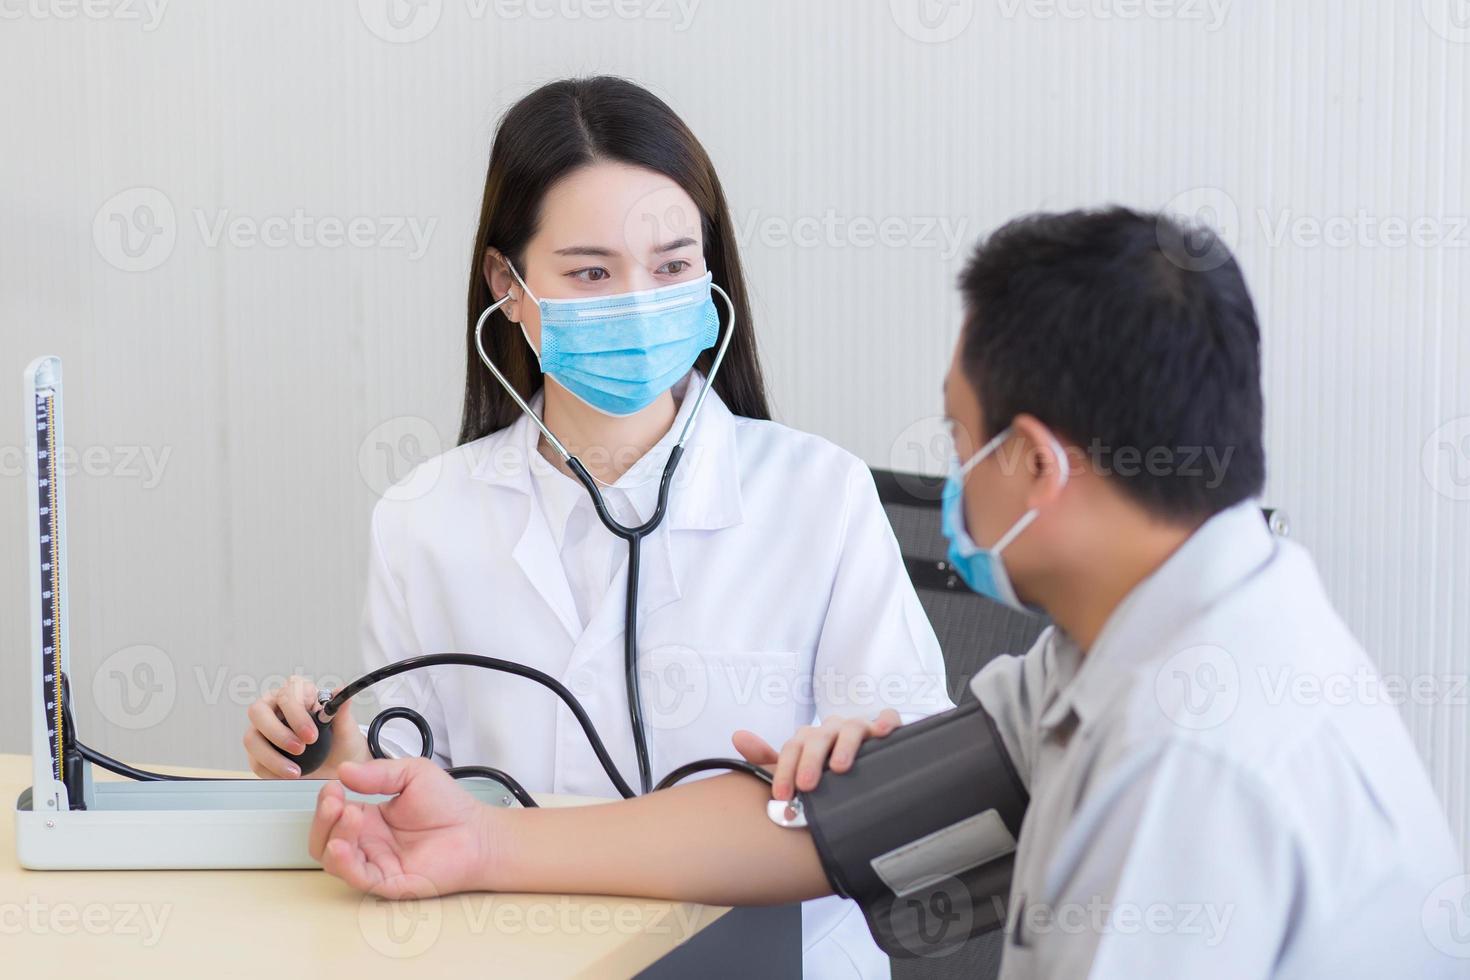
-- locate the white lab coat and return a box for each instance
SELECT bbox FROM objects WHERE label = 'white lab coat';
[359,372,952,979]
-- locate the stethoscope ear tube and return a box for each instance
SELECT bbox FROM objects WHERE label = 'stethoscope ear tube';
[474,277,738,462]
[472,274,738,796]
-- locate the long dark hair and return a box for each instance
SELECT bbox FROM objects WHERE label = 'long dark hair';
[458,76,771,444]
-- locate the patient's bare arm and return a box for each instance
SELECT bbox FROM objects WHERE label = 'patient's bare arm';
[309,756,832,905]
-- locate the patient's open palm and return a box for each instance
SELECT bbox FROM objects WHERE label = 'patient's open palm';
[310,757,494,898]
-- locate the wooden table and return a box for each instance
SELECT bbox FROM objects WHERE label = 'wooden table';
[2,752,801,978]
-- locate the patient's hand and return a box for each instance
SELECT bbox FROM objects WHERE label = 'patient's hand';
[732,709,902,802]
[310,757,498,898]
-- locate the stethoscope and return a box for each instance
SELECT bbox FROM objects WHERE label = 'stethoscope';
[468,278,738,795]
[75,276,779,814]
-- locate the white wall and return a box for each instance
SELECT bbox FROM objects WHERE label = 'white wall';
[1,0,1466,849]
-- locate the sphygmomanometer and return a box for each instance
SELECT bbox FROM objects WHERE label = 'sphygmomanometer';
[19,351,1025,958]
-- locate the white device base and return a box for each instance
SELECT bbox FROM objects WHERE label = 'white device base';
[15,776,515,870]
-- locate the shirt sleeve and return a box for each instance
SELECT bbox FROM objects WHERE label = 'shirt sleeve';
[1025,738,1297,979]
[810,458,953,724]
[359,500,453,767]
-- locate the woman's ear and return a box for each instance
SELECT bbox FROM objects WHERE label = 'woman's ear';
[483,247,521,322]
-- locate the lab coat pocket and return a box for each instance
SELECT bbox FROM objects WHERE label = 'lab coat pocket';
[640,645,805,767]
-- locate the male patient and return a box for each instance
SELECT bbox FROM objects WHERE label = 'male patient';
[309,208,1464,978]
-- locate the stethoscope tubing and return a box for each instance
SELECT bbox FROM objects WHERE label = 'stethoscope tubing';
[473,277,738,795]
[74,279,763,808]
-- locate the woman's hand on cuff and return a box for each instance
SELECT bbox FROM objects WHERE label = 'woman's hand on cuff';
[731,709,902,802]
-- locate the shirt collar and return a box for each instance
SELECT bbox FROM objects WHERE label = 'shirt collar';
[1038,501,1278,731]
[468,370,745,532]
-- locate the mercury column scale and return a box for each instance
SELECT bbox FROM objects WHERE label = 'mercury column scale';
[13,356,519,870]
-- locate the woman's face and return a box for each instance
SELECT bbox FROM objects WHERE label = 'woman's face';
[486,160,708,355]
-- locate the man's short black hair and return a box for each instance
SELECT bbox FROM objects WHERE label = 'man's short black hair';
[958,207,1265,522]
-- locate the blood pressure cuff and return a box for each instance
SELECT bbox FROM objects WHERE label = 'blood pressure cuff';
[798,698,1028,958]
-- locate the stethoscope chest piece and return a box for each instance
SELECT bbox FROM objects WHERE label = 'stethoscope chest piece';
[767,797,807,828]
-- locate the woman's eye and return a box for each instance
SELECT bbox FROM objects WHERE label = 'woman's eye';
[657,259,692,276]
[570,267,610,283]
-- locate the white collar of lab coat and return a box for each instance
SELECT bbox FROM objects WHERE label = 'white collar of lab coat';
[468,370,745,532]
[1038,501,1278,731]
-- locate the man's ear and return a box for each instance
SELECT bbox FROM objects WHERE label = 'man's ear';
[1013,413,1069,507]
[482,247,522,322]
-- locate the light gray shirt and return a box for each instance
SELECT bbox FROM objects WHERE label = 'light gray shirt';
[972,502,1465,979]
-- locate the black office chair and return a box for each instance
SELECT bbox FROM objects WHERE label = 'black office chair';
[870,467,1291,980]
[871,468,1050,708]
[871,468,1038,980]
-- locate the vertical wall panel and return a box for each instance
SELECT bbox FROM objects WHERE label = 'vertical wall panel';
[1,0,1465,848]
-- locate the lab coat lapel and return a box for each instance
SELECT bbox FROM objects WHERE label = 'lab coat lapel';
[469,410,583,643]
[509,497,583,642]
[663,374,744,533]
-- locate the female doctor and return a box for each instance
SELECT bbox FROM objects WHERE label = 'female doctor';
[241,76,949,978]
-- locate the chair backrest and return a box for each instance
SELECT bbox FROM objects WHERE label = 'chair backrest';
[871,469,1049,705]
[872,468,1039,980]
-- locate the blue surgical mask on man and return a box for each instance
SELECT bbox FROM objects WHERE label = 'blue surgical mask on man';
[941,424,1070,612]
[506,260,719,417]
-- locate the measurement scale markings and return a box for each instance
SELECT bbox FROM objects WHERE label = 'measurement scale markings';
[37,391,64,784]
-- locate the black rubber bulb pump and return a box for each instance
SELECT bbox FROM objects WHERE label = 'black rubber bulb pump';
[280,710,335,775]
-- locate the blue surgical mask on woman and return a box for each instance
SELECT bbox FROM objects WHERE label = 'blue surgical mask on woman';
[941,424,1069,612]
[506,261,719,417]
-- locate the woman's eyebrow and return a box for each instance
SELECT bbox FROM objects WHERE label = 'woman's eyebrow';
[549,237,697,258]
[552,244,618,257]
